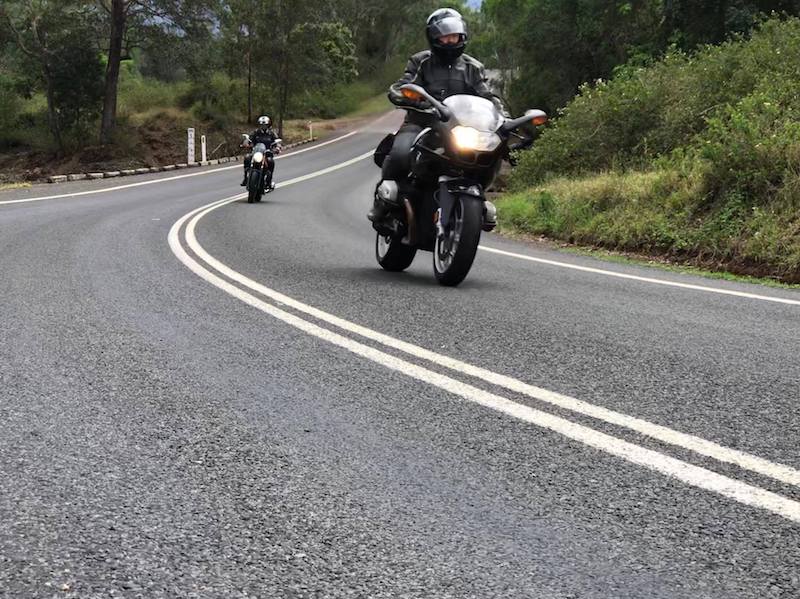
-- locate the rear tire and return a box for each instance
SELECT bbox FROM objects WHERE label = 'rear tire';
[433,196,482,286]
[376,234,417,272]
[247,170,261,204]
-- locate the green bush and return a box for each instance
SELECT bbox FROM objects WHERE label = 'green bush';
[291,80,378,119]
[501,17,800,279]
[510,17,800,189]
[0,75,22,148]
[178,72,243,129]
[118,65,191,116]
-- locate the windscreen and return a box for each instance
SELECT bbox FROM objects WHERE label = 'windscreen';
[443,95,503,131]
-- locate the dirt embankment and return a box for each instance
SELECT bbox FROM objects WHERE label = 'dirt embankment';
[0,111,349,184]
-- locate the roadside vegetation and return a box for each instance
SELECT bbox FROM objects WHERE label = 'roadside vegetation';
[4,0,800,281]
[473,2,800,282]
[0,0,469,181]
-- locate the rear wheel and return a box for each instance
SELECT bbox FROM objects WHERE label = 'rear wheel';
[433,196,482,286]
[247,169,261,204]
[376,233,417,272]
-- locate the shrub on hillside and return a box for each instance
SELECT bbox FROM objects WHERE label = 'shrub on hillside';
[118,66,190,116]
[502,17,800,279]
[291,81,378,119]
[178,72,243,128]
[510,17,800,189]
[0,75,22,149]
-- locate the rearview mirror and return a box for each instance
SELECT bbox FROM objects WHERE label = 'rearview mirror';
[527,109,548,126]
[502,109,548,134]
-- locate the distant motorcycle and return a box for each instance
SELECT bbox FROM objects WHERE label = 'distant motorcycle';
[372,83,547,286]
[242,134,282,203]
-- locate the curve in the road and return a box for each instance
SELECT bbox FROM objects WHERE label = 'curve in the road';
[0,130,360,206]
[169,158,800,525]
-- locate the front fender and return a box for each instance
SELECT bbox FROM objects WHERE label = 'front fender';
[438,179,484,229]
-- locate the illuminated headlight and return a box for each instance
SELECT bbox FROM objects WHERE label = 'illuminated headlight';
[452,126,501,151]
[252,151,264,164]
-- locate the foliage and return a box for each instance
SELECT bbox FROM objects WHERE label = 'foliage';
[476,0,800,114]
[503,17,800,279]
[0,0,104,150]
[49,30,105,137]
[511,17,800,185]
[116,64,191,116]
[0,73,22,147]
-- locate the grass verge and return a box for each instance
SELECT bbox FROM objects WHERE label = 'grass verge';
[496,168,800,285]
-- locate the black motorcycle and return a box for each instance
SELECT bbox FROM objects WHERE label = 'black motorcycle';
[243,135,282,204]
[372,83,547,286]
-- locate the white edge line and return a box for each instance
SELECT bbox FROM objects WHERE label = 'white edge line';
[479,246,800,307]
[181,189,800,488]
[0,130,360,206]
[170,197,800,524]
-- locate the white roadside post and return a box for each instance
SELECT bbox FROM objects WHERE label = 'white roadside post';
[308,121,313,141]
[201,135,207,163]
[187,128,195,164]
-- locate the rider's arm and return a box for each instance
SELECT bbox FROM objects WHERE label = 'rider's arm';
[243,130,258,148]
[388,54,429,108]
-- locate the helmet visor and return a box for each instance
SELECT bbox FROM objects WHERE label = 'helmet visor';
[429,16,466,39]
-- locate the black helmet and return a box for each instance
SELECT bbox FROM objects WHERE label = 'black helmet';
[426,8,468,62]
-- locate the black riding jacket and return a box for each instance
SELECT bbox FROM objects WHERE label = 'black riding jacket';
[249,128,278,149]
[388,50,506,124]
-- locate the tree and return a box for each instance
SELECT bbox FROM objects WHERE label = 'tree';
[258,0,358,133]
[96,0,213,144]
[1,0,103,152]
[664,0,800,47]
[477,0,800,114]
[219,0,262,123]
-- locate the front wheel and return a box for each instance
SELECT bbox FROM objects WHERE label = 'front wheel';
[247,169,261,204]
[376,234,417,272]
[433,196,483,286]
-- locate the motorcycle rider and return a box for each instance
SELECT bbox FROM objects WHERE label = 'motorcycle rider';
[368,8,507,224]
[242,115,279,188]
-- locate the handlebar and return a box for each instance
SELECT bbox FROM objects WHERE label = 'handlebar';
[398,84,452,122]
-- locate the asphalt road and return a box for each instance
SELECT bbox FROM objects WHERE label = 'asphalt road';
[1,113,799,598]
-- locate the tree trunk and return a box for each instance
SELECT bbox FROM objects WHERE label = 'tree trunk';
[43,63,64,154]
[714,0,729,44]
[247,46,253,123]
[278,53,290,136]
[100,0,126,145]
[661,0,675,46]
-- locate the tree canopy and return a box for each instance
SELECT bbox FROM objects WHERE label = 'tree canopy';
[2,0,797,150]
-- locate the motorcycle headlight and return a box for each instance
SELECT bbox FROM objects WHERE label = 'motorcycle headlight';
[252,151,264,164]
[452,126,501,152]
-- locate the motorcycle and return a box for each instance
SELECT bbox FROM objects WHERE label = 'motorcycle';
[242,135,282,204]
[372,83,547,286]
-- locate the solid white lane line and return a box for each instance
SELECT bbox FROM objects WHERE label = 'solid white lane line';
[170,202,800,524]
[0,131,360,206]
[167,151,371,211]
[479,245,800,307]
[182,197,800,489]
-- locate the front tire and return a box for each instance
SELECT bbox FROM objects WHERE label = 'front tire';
[247,169,261,204]
[433,196,483,286]
[376,234,417,272]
